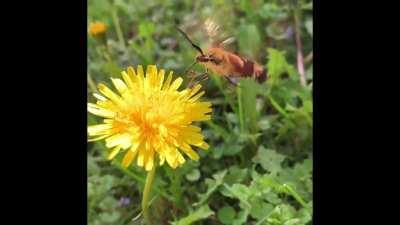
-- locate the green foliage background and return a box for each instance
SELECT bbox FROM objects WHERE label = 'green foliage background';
[88,0,313,224]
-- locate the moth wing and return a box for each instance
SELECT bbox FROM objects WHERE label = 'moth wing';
[220,37,235,47]
[203,18,235,48]
[204,18,220,43]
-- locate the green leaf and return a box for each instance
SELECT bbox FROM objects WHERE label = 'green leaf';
[222,184,251,200]
[218,206,236,224]
[267,204,297,225]
[96,175,115,195]
[267,48,288,81]
[232,210,249,225]
[88,181,95,199]
[285,103,298,112]
[306,64,313,79]
[303,100,313,114]
[251,174,282,204]
[205,120,231,141]
[225,166,248,185]
[223,144,243,156]
[138,21,155,38]
[102,61,121,77]
[193,170,227,206]
[305,19,313,37]
[221,184,252,209]
[238,0,252,12]
[225,112,239,125]
[259,3,287,20]
[258,117,271,131]
[266,22,290,40]
[88,154,100,175]
[281,184,309,209]
[237,78,263,134]
[99,196,118,210]
[211,145,224,159]
[253,146,286,174]
[302,2,313,10]
[278,204,297,222]
[286,64,299,79]
[297,207,312,224]
[88,0,111,21]
[264,191,282,205]
[98,211,121,223]
[238,0,262,15]
[250,200,274,220]
[171,205,214,225]
[293,159,312,179]
[275,157,313,204]
[283,218,301,225]
[186,169,201,182]
[238,24,261,59]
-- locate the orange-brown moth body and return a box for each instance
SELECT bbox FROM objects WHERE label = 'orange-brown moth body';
[177,19,267,85]
[196,47,267,83]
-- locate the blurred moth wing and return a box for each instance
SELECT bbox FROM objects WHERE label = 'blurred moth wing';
[220,36,236,48]
[203,18,235,48]
[204,18,220,43]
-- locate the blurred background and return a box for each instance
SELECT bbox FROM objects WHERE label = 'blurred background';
[88,0,313,224]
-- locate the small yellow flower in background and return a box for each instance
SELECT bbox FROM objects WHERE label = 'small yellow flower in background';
[88,65,212,171]
[89,21,107,36]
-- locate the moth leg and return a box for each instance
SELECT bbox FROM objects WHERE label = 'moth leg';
[197,72,209,82]
[188,72,209,88]
[187,70,199,87]
[225,76,238,86]
[194,68,209,84]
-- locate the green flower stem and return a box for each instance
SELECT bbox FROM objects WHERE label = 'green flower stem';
[96,46,113,65]
[142,164,157,225]
[87,73,97,93]
[111,4,125,48]
[237,84,245,132]
[268,95,289,119]
[113,163,173,202]
[282,184,309,210]
[304,51,313,66]
[293,7,306,86]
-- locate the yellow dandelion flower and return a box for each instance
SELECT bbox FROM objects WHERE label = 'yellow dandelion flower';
[89,21,107,36]
[88,65,212,171]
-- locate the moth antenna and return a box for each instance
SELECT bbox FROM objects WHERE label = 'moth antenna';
[176,26,205,56]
